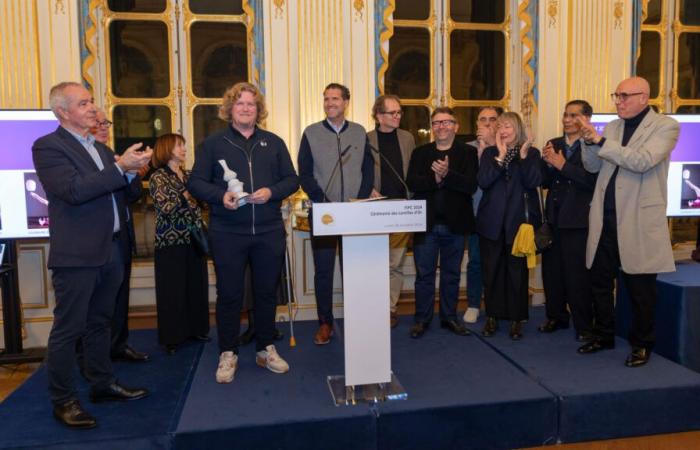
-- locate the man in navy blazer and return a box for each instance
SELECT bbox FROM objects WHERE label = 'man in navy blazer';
[539,100,597,341]
[32,82,152,428]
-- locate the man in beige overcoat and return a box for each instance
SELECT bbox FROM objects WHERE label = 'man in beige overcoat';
[577,76,679,367]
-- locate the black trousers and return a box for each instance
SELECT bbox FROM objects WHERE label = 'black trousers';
[590,213,657,348]
[110,257,132,354]
[310,234,342,325]
[210,228,285,353]
[541,227,593,334]
[48,240,122,405]
[154,242,209,346]
[480,233,529,322]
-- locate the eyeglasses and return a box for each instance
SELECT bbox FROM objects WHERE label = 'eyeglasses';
[97,120,113,128]
[380,110,403,117]
[477,116,498,123]
[610,92,644,102]
[431,119,457,128]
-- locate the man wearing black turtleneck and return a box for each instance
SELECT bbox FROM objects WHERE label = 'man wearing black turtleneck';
[367,95,416,328]
[577,77,679,367]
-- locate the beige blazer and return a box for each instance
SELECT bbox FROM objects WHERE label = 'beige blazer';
[367,128,416,196]
[582,109,679,274]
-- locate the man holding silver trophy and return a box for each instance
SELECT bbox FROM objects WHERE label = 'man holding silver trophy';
[187,82,299,384]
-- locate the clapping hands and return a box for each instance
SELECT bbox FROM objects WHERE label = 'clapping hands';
[432,155,449,183]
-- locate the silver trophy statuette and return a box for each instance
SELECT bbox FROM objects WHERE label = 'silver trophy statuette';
[219,159,249,207]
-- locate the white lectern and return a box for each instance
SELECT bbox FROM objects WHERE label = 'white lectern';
[312,200,426,405]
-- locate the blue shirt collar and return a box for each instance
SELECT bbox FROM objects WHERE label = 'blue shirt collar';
[326,118,346,134]
[63,126,95,148]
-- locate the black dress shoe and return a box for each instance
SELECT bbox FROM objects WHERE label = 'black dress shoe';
[410,322,427,339]
[440,319,471,336]
[192,335,211,342]
[390,312,399,329]
[273,328,284,341]
[625,347,651,367]
[510,321,523,340]
[112,346,149,362]
[165,345,177,355]
[577,339,615,354]
[240,327,255,345]
[481,317,498,337]
[576,331,594,342]
[537,319,569,333]
[53,399,97,429]
[90,382,149,403]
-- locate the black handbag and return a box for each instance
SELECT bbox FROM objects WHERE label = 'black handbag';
[524,189,553,254]
[179,191,210,257]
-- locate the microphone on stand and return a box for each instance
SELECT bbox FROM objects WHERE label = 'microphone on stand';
[322,144,352,202]
[367,143,411,200]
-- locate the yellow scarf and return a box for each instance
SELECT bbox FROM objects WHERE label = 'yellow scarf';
[511,223,537,269]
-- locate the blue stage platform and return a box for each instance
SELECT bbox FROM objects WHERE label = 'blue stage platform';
[2,308,700,450]
[617,260,700,373]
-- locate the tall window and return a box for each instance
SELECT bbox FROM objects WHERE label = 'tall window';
[385,1,434,146]
[102,0,251,151]
[446,1,507,141]
[636,0,700,241]
[101,0,251,256]
[104,0,176,152]
[636,0,700,113]
[674,0,700,113]
[637,0,665,110]
[182,1,249,147]
[384,0,510,145]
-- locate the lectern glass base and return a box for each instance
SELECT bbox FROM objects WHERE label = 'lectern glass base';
[327,373,407,406]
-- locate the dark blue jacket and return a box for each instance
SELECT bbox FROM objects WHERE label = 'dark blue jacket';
[541,137,596,229]
[476,146,543,243]
[187,125,299,235]
[32,126,142,268]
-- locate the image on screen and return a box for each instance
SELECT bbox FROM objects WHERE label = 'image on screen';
[591,114,700,217]
[681,164,700,210]
[24,172,50,229]
[0,110,58,239]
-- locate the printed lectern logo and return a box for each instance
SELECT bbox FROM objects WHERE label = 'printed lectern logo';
[321,214,334,225]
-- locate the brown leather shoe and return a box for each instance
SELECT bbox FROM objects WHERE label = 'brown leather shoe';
[313,323,333,345]
[390,312,399,329]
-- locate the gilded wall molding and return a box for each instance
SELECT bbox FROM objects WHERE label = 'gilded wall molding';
[273,0,285,19]
[566,0,631,113]
[16,245,50,310]
[54,0,66,15]
[0,0,43,108]
[244,0,266,94]
[353,0,364,21]
[547,0,558,28]
[79,0,100,93]
[374,0,394,96]
[614,1,624,29]
[519,0,539,119]
[297,0,345,126]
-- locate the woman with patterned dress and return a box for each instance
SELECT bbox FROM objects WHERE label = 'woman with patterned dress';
[149,133,210,354]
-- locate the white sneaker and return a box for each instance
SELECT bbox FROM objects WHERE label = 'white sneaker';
[216,351,238,383]
[463,307,480,324]
[256,345,290,374]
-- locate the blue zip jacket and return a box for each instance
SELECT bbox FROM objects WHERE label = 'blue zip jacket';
[187,125,299,235]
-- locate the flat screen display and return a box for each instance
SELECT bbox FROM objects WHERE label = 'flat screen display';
[591,113,700,217]
[0,110,58,239]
